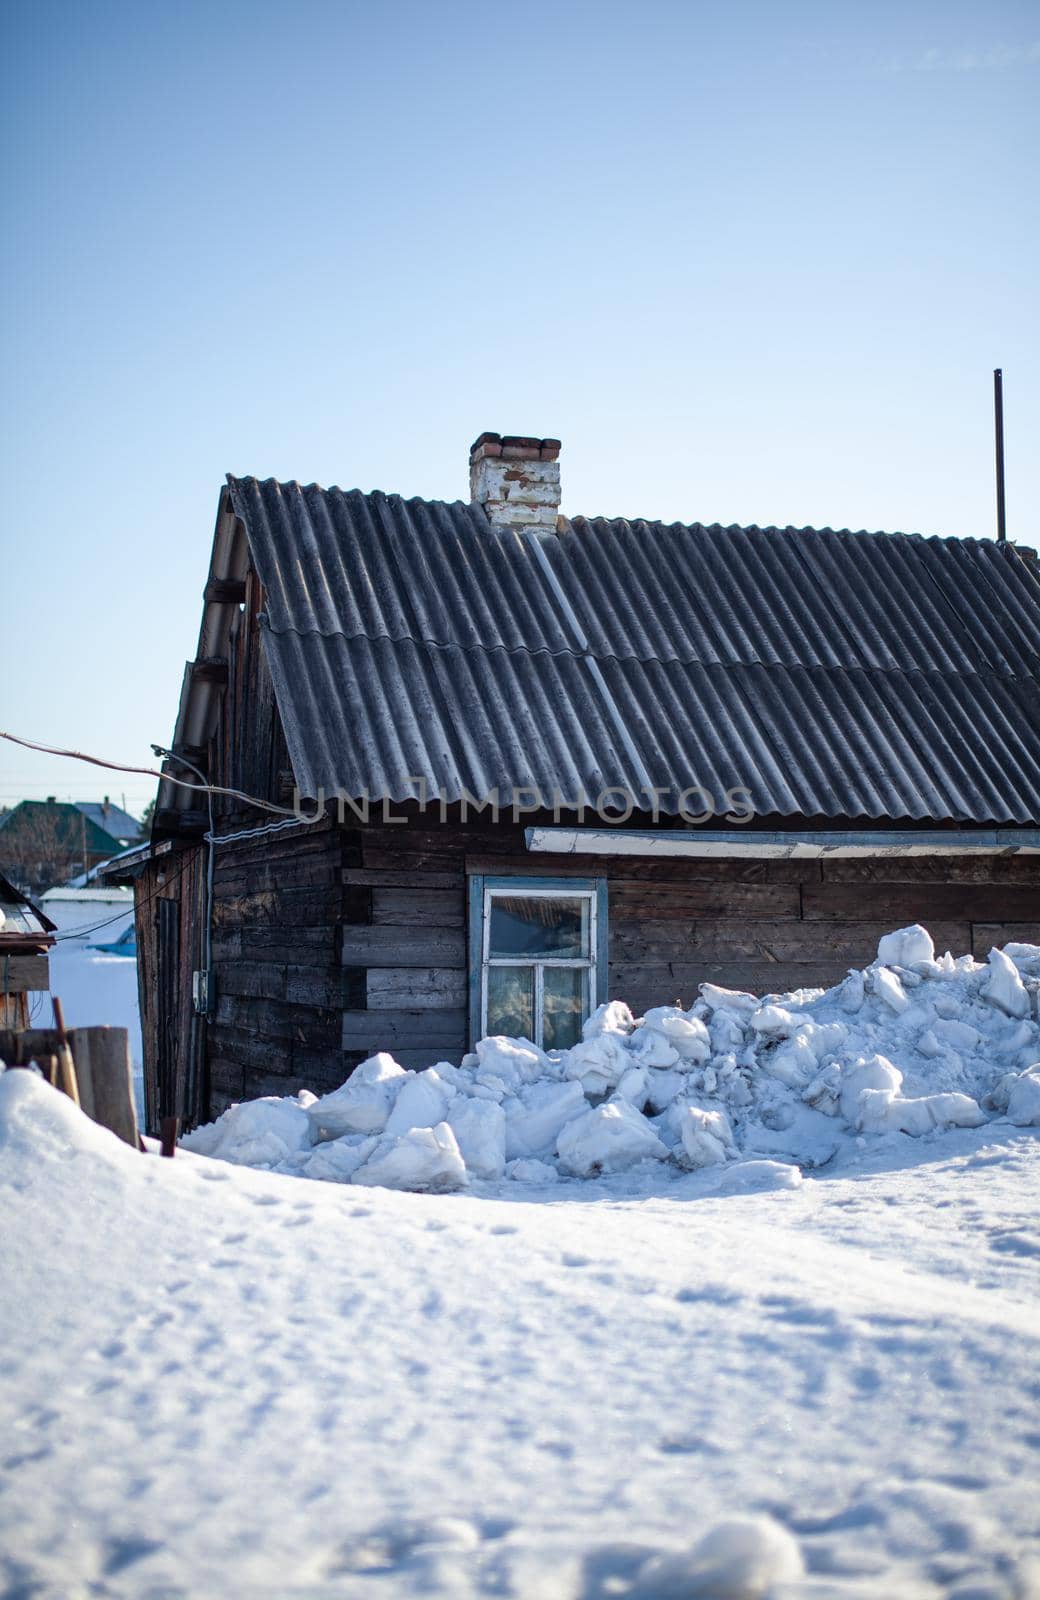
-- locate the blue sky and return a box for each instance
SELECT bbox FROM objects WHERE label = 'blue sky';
[2,0,1038,813]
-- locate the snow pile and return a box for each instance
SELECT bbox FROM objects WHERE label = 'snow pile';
[183,927,1040,1191]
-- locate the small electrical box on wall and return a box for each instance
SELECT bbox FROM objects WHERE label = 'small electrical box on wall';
[192,970,212,1016]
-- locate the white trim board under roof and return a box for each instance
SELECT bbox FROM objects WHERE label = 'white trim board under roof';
[524,828,1040,859]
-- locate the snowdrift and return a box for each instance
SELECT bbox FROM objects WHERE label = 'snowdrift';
[183,926,1040,1192]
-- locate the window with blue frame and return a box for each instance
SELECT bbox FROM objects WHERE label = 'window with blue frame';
[468,876,608,1050]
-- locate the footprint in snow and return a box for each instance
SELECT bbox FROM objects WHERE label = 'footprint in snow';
[760,1295,841,1329]
[675,1285,743,1306]
[989,1230,1040,1257]
[657,1434,722,1456]
[101,1536,164,1577]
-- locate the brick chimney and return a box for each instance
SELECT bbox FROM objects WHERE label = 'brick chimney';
[469,433,561,532]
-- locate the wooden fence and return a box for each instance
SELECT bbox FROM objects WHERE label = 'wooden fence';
[1,1017,142,1150]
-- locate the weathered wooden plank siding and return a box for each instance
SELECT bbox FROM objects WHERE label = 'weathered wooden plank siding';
[205,818,345,1116]
[971,922,1040,956]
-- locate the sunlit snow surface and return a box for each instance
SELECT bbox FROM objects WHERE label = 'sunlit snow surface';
[1,1067,1039,1598]
[4,927,1040,1596]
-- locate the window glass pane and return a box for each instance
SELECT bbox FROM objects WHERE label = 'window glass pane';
[542,967,587,1051]
[489,895,589,958]
[487,965,534,1040]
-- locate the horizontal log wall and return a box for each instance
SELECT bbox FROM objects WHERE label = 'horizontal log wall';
[340,821,1040,1066]
[341,830,469,1072]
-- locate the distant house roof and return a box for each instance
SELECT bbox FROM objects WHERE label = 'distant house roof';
[0,800,132,858]
[73,801,144,845]
[161,473,1040,828]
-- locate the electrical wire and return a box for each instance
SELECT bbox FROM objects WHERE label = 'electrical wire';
[45,816,326,941]
[0,730,299,818]
[47,850,198,941]
[205,814,323,846]
[3,730,326,943]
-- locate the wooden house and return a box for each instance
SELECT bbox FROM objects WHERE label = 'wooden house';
[108,433,1040,1133]
[0,797,144,896]
[0,872,54,1028]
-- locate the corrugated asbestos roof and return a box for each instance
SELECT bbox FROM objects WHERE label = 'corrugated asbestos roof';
[225,476,1040,824]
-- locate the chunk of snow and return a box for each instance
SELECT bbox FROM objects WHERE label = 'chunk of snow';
[1004,1018,1038,1056]
[1002,942,1040,976]
[616,1066,649,1109]
[983,1070,1019,1112]
[308,1053,409,1138]
[627,1026,679,1069]
[760,1024,841,1089]
[932,1017,982,1052]
[644,1068,686,1113]
[837,1054,903,1123]
[182,1096,313,1168]
[504,1079,586,1159]
[556,1097,668,1176]
[981,947,1031,1019]
[698,982,758,1015]
[803,1063,840,1116]
[877,924,934,968]
[858,1088,986,1136]
[505,1157,560,1183]
[632,1513,804,1598]
[748,1004,800,1037]
[564,1034,631,1095]
[384,1067,454,1136]
[445,1097,506,1180]
[678,1105,734,1169]
[872,965,910,1014]
[474,1036,546,1089]
[639,1007,711,1063]
[301,1135,378,1183]
[709,1008,748,1054]
[352,1122,467,1192]
[838,968,866,1012]
[1007,1065,1040,1127]
[582,999,636,1038]
[924,1091,987,1129]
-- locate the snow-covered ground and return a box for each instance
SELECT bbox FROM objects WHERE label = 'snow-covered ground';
[1,1071,1038,1598]
[2,925,1039,1598]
